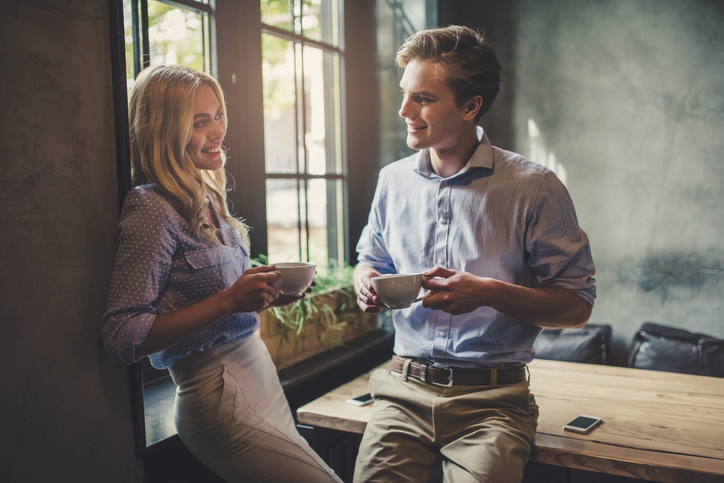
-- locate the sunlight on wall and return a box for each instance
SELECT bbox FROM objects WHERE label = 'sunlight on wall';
[528,118,567,185]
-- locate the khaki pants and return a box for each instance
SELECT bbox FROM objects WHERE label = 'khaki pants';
[353,368,539,483]
[169,336,342,483]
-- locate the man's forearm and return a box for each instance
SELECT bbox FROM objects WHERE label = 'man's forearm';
[422,268,592,326]
[485,279,592,328]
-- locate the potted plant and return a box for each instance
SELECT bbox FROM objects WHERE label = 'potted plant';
[253,257,379,369]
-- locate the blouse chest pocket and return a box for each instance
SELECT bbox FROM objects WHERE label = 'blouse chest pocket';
[184,247,235,271]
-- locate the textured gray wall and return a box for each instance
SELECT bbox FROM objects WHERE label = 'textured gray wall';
[510,0,724,362]
[0,1,143,481]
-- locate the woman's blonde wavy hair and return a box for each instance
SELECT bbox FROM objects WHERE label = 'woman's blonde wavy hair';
[128,64,249,247]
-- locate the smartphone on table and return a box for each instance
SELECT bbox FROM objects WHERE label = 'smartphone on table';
[563,415,602,434]
[346,393,373,407]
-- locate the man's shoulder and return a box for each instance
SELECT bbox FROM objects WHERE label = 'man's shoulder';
[379,152,419,177]
[492,146,551,178]
[375,153,421,191]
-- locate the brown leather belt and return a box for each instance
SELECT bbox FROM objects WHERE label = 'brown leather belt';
[391,355,526,387]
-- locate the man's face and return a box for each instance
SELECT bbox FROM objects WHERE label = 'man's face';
[399,59,470,153]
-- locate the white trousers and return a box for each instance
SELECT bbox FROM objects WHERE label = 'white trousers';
[169,335,342,483]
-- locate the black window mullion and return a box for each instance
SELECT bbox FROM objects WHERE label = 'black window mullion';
[265,173,345,180]
[261,24,342,54]
[299,43,311,261]
[291,39,303,261]
[322,50,338,264]
[157,0,213,14]
[131,0,141,75]
[140,0,150,70]
[296,179,303,261]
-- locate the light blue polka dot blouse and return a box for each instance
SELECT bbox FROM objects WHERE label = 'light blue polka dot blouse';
[101,184,258,369]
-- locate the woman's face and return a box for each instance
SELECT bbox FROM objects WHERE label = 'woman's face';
[186,83,226,171]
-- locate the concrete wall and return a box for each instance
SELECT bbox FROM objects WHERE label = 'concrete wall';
[443,0,724,363]
[0,1,143,481]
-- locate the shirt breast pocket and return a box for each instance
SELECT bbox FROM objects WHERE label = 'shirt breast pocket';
[184,247,241,289]
[184,248,232,270]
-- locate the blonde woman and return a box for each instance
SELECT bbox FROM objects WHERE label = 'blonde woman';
[102,65,341,483]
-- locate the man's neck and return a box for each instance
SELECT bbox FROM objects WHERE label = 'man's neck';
[429,126,480,178]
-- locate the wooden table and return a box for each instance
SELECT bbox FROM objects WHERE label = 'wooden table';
[297,359,724,482]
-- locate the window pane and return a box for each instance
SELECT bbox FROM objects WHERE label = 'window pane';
[261,0,294,32]
[148,0,206,71]
[294,178,343,269]
[262,34,298,174]
[304,46,341,175]
[301,0,338,46]
[123,0,135,86]
[266,179,306,262]
[307,178,328,266]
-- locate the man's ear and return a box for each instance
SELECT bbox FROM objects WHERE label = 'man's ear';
[464,96,483,121]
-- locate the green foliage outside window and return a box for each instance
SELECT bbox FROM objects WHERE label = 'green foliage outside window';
[124,0,206,85]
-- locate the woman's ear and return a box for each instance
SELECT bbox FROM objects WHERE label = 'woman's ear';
[464,96,483,120]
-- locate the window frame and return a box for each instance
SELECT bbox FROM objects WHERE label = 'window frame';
[259,13,347,266]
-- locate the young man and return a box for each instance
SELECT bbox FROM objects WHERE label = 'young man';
[353,26,596,483]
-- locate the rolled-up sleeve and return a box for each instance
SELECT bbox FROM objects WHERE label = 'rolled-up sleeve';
[525,173,596,306]
[101,190,177,367]
[355,174,396,274]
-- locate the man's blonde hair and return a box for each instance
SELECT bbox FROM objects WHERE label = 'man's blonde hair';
[129,65,249,247]
[396,25,501,122]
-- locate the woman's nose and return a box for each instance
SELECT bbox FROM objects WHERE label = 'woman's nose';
[209,121,225,141]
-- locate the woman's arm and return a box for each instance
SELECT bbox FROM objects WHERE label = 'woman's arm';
[136,265,280,357]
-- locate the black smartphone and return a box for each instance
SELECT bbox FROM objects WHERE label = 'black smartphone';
[345,393,373,407]
[563,415,602,434]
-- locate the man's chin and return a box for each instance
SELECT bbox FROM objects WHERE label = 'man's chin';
[406,136,426,151]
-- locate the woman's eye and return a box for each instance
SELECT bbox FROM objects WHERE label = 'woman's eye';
[194,121,207,129]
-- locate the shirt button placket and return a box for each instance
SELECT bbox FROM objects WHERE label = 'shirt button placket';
[432,181,452,358]
[435,181,448,268]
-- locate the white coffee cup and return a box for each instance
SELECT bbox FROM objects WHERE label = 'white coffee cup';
[273,262,316,296]
[371,273,430,309]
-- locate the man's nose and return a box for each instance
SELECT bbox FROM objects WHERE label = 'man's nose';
[399,96,415,119]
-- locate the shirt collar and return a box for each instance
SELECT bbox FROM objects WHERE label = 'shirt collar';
[414,126,494,180]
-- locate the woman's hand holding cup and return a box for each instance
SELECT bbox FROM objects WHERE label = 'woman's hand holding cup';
[270,280,316,307]
[224,265,281,313]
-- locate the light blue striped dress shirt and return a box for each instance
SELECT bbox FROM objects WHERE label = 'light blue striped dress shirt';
[356,128,596,367]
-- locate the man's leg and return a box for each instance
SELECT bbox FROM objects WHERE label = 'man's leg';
[353,368,443,483]
[438,381,539,483]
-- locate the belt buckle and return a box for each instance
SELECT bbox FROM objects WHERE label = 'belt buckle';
[431,367,454,387]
